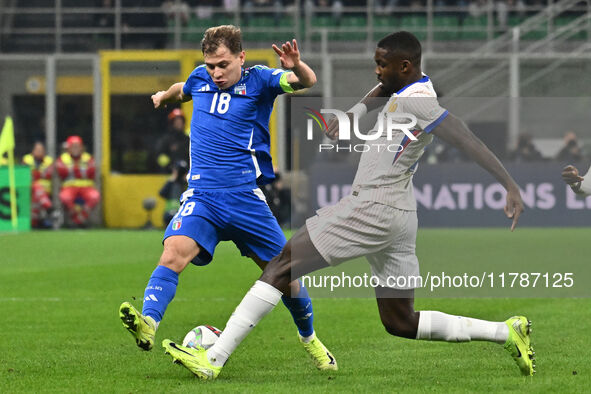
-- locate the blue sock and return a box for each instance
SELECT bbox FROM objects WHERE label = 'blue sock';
[142,265,179,323]
[281,280,314,337]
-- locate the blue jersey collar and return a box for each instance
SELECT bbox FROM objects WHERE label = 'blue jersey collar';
[396,74,430,95]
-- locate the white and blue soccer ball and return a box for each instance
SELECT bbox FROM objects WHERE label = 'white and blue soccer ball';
[182,325,222,350]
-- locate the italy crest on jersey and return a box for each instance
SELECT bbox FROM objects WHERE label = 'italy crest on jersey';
[172,218,182,230]
[234,84,247,95]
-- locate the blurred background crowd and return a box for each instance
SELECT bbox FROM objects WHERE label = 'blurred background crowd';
[2,0,590,231]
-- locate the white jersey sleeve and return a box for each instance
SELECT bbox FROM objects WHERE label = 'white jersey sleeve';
[399,93,448,133]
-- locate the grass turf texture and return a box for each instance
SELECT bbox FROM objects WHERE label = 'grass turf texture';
[1,228,589,392]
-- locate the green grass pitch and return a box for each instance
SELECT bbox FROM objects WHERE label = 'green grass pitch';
[1,229,590,392]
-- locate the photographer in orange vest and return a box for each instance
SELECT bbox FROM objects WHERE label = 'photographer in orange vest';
[155,108,189,172]
[22,141,53,228]
[56,136,100,227]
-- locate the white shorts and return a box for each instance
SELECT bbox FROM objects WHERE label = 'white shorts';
[306,195,420,289]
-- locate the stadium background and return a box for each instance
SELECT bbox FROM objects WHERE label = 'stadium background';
[1,1,590,392]
[2,0,591,228]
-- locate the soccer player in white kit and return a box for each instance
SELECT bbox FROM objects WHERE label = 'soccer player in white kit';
[162,31,535,379]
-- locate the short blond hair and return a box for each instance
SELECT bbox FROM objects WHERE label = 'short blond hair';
[201,25,242,55]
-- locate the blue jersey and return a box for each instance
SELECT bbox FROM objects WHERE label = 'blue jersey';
[182,65,293,190]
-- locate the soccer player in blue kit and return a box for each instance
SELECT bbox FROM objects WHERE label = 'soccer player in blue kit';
[119,25,337,371]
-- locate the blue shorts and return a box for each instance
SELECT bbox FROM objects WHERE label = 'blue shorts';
[163,188,286,266]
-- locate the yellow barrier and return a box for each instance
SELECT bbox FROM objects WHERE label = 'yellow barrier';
[103,174,168,228]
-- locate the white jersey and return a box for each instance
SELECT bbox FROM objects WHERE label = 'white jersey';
[350,75,448,210]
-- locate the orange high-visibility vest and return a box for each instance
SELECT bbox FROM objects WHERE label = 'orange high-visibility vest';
[23,154,53,193]
[57,152,95,188]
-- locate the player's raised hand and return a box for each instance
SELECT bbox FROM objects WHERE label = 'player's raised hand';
[324,112,354,140]
[272,39,301,70]
[325,116,339,140]
[504,188,524,232]
[151,91,166,109]
[561,164,584,185]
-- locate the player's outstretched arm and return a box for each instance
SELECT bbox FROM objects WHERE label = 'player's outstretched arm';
[151,82,191,109]
[563,164,591,195]
[432,113,524,231]
[272,39,316,90]
[325,84,391,139]
[562,165,583,185]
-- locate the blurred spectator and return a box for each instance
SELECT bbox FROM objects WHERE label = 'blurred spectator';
[332,0,344,25]
[316,0,345,25]
[468,0,486,17]
[261,170,291,227]
[155,109,190,173]
[556,131,584,162]
[508,133,543,162]
[122,0,167,49]
[159,160,189,226]
[224,0,239,16]
[273,0,286,25]
[455,0,469,26]
[243,0,283,26]
[195,0,216,20]
[375,0,402,16]
[22,142,53,228]
[507,0,526,19]
[303,0,315,20]
[95,0,114,27]
[242,0,255,24]
[301,0,346,24]
[496,0,508,30]
[317,0,329,13]
[410,0,425,12]
[163,0,191,26]
[56,136,100,228]
[95,0,115,48]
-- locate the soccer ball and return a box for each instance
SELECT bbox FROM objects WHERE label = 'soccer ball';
[182,325,222,350]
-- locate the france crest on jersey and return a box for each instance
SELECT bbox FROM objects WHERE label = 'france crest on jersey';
[182,64,293,190]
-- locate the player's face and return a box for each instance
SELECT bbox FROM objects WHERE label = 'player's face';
[204,45,245,90]
[374,47,408,93]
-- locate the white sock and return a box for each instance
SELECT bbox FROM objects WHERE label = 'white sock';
[299,332,315,344]
[145,316,159,330]
[207,280,283,367]
[416,311,508,344]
